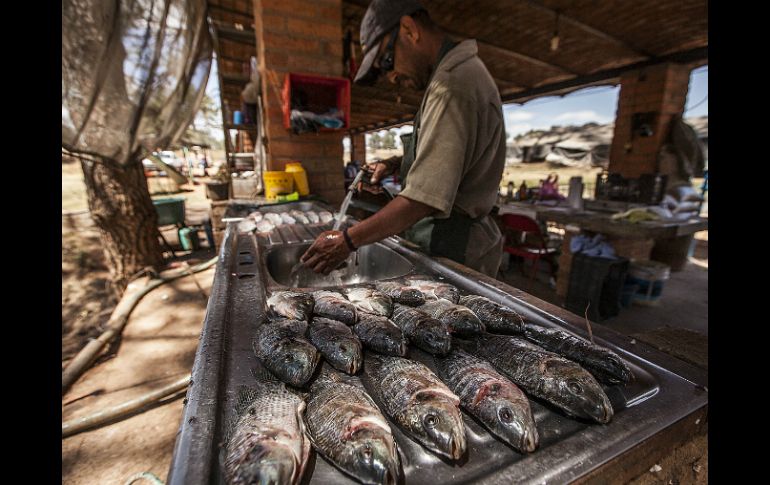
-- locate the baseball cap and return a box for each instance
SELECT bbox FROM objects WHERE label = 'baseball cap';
[354,0,425,85]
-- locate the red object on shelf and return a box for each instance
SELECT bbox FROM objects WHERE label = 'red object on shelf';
[282,72,351,131]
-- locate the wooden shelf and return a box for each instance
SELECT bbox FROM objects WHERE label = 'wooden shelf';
[226,124,258,131]
[211,20,256,45]
[221,72,251,84]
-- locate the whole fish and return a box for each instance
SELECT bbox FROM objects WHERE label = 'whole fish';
[290,210,310,225]
[318,211,334,224]
[374,281,424,306]
[418,299,486,336]
[280,212,297,225]
[433,349,538,452]
[309,317,363,374]
[523,323,633,384]
[267,291,314,322]
[264,212,284,225]
[458,295,525,334]
[468,334,613,424]
[404,277,460,304]
[253,319,320,387]
[305,211,320,224]
[237,219,257,233]
[344,287,393,317]
[247,211,264,222]
[312,290,357,325]
[256,219,275,233]
[222,380,310,485]
[361,353,466,460]
[391,304,451,356]
[352,313,407,356]
[304,366,401,485]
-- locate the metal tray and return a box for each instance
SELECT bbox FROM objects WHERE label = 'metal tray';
[168,211,708,485]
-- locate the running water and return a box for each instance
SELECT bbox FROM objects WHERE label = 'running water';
[333,169,366,231]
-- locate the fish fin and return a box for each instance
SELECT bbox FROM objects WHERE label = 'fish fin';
[222,385,260,446]
[295,400,312,484]
[250,365,279,383]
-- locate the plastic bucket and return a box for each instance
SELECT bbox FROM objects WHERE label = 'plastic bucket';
[178,227,201,251]
[153,197,186,226]
[263,171,295,200]
[284,162,310,196]
[628,260,670,306]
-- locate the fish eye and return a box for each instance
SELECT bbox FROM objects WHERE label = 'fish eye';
[498,407,513,422]
[284,354,294,363]
[424,413,439,428]
[568,382,583,394]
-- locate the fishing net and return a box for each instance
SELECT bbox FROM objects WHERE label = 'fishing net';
[62,0,213,165]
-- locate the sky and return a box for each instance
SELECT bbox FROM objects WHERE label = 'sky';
[368,64,708,148]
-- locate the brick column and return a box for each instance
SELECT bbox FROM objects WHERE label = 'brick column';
[254,0,346,205]
[351,133,366,165]
[608,63,692,178]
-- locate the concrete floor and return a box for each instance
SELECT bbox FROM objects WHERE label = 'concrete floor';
[497,235,708,338]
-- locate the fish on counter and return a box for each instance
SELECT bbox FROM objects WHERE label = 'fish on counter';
[280,212,297,225]
[267,291,315,322]
[290,210,310,225]
[305,211,320,224]
[361,353,467,460]
[467,334,614,424]
[247,211,264,222]
[433,348,538,453]
[312,290,358,325]
[374,281,425,306]
[309,317,363,375]
[459,295,525,334]
[304,365,401,485]
[237,219,257,233]
[344,287,393,317]
[256,219,276,233]
[417,299,486,336]
[222,378,311,485]
[318,211,334,224]
[391,304,451,356]
[523,323,633,385]
[253,319,320,387]
[264,212,284,226]
[352,313,407,356]
[404,276,460,304]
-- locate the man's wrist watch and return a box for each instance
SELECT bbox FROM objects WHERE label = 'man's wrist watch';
[342,227,357,252]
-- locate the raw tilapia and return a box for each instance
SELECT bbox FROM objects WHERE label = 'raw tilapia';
[352,313,407,356]
[523,323,633,384]
[267,291,315,322]
[404,277,460,304]
[312,290,357,325]
[361,353,466,460]
[253,319,320,387]
[418,299,486,336]
[304,366,401,485]
[391,304,451,355]
[318,211,334,224]
[222,379,310,485]
[374,281,424,306]
[305,211,320,224]
[433,349,538,452]
[467,334,613,424]
[237,219,257,233]
[247,211,264,222]
[264,212,284,225]
[290,210,310,224]
[256,219,275,233]
[344,287,393,317]
[309,317,362,374]
[280,212,297,225]
[459,295,525,334]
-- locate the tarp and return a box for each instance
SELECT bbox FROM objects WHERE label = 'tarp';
[62,0,213,166]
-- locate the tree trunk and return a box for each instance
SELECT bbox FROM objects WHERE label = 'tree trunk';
[80,156,164,295]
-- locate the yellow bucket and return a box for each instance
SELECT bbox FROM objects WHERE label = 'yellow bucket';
[284,162,310,196]
[263,171,295,200]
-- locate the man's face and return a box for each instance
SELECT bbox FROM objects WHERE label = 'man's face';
[372,21,431,91]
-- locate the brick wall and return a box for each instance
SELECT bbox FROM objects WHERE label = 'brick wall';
[608,63,691,179]
[254,0,346,205]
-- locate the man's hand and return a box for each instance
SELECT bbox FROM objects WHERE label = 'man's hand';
[358,157,400,194]
[300,230,351,274]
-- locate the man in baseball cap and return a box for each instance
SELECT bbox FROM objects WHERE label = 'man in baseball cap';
[302,0,507,278]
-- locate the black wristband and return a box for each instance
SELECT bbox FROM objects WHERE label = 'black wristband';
[342,227,357,251]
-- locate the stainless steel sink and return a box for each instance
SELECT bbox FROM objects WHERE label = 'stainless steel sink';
[264,242,414,288]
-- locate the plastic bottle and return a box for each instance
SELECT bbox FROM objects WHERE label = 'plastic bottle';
[518,181,528,201]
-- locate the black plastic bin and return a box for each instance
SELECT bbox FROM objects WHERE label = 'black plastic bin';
[566,253,629,321]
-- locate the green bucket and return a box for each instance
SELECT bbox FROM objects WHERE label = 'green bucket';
[178,227,200,251]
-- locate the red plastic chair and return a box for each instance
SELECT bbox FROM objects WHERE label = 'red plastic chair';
[501,213,558,287]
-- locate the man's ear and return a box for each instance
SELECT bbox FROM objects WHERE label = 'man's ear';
[400,15,420,45]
